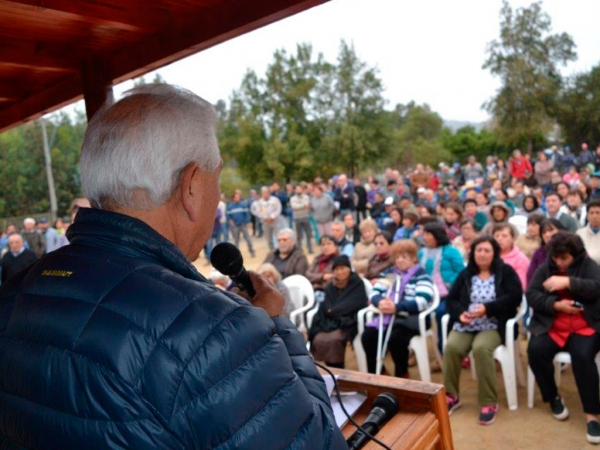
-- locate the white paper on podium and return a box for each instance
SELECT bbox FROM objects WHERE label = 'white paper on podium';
[321,375,368,429]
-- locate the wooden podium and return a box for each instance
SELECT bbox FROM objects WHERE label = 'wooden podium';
[326,369,453,450]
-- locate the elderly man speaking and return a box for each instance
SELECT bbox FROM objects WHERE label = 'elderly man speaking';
[0,85,346,449]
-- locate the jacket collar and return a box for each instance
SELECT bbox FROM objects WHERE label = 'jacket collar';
[66,208,205,282]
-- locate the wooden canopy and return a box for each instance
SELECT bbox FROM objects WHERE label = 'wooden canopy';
[0,0,330,133]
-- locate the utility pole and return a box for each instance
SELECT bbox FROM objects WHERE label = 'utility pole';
[40,118,58,223]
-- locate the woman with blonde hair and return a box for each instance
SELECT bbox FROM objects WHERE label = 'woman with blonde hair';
[351,218,379,275]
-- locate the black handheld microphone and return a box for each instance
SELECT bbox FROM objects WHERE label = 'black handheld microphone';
[346,392,399,450]
[210,242,256,297]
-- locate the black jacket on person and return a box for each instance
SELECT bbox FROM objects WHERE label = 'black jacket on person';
[1,249,37,284]
[370,201,386,219]
[309,272,367,342]
[354,185,368,211]
[527,253,600,336]
[447,259,523,344]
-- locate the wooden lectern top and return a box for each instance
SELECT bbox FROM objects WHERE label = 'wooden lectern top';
[323,369,454,450]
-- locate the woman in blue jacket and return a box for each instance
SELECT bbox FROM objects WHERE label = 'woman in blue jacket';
[419,221,465,353]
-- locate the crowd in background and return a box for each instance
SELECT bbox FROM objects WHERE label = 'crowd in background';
[202,142,600,442]
[3,142,600,442]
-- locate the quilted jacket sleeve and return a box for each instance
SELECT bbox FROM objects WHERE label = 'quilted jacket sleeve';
[158,290,347,450]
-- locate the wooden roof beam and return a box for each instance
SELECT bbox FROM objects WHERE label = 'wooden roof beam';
[3,0,170,32]
[0,74,82,133]
[0,82,33,101]
[0,38,80,72]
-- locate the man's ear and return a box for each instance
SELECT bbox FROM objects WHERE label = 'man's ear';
[179,163,200,222]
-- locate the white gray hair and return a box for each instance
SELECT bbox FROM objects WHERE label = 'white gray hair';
[331,220,346,232]
[23,217,36,226]
[278,228,297,243]
[81,84,221,210]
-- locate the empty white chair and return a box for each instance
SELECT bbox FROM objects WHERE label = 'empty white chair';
[442,295,528,411]
[283,275,315,332]
[355,285,443,382]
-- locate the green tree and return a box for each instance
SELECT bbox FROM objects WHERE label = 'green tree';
[441,126,503,162]
[0,112,85,218]
[219,41,392,182]
[389,103,450,167]
[556,64,600,146]
[320,41,393,176]
[483,1,577,152]
[133,72,167,86]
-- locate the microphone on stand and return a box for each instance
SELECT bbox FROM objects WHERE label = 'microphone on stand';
[210,242,256,297]
[346,392,399,450]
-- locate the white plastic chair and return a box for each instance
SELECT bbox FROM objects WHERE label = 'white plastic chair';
[527,345,600,408]
[355,284,443,382]
[283,275,315,333]
[442,295,528,411]
[508,214,528,236]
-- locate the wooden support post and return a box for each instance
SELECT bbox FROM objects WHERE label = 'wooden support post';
[81,56,114,121]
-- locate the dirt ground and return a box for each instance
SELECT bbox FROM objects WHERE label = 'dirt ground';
[194,232,597,450]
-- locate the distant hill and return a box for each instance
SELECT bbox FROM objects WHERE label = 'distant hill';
[443,120,487,133]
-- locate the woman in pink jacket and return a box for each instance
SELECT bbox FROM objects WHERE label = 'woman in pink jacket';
[492,222,530,289]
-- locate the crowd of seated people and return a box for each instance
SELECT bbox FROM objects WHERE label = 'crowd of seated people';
[6,147,600,443]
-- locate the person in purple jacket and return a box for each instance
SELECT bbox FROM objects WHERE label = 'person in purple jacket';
[526,219,568,286]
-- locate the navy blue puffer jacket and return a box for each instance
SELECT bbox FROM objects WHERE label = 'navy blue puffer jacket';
[0,208,347,449]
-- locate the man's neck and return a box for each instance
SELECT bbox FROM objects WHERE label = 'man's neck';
[109,203,184,256]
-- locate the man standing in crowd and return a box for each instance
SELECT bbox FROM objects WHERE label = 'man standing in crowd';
[0,84,345,449]
[464,155,485,181]
[545,192,579,232]
[247,188,261,237]
[271,182,291,228]
[38,217,60,254]
[310,184,336,237]
[290,184,313,254]
[333,174,355,218]
[226,191,255,258]
[264,228,309,279]
[353,176,368,222]
[21,217,45,258]
[251,186,283,250]
[578,142,594,167]
[1,233,37,284]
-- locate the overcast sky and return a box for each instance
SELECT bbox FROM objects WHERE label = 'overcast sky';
[74,0,600,123]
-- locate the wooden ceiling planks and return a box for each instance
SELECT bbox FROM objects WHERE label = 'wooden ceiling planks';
[6,0,172,31]
[0,0,331,133]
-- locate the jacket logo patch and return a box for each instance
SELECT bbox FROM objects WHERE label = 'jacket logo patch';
[41,270,73,277]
